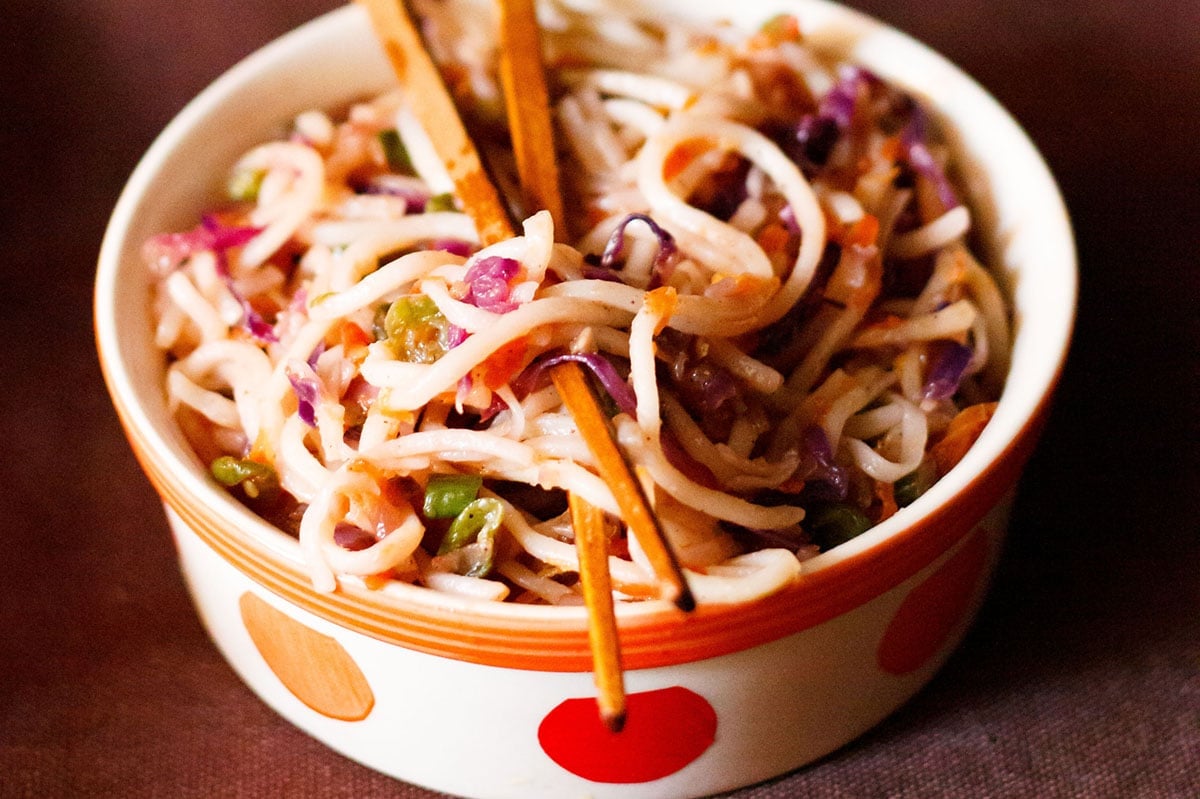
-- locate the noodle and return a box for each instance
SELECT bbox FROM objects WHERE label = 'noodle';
[144,3,1010,605]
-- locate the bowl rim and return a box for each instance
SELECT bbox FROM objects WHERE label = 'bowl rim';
[95,0,1077,671]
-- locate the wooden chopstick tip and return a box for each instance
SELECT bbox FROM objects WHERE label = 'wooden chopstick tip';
[601,706,627,734]
[674,584,696,613]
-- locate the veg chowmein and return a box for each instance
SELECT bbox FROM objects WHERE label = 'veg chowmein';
[145,3,1010,606]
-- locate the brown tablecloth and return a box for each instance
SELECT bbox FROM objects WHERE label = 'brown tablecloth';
[2,0,1197,796]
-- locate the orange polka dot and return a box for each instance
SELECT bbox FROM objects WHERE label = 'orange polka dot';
[239,592,375,720]
[876,527,990,675]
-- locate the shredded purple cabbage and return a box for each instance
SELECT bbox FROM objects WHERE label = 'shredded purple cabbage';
[286,365,321,427]
[430,239,474,257]
[306,341,326,370]
[333,522,376,551]
[797,425,849,501]
[442,256,519,376]
[901,104,960,211]
[197,216,278,343]
[516,351,637,415]
[361,175,430,212]
[455,371,474,408]
[241,308,279,343]
[582,264,627,283]
[476,391,509,423]
[600,213,678,288]
[446,324,470,349]
[826,66,877,127]
[202,216,261,250]
[778,203,801,235]
[794,116,841,168]
[794,66,878,167]
[922,340,973,401]
[445,308,474,409]
[674,361,739,414]
[144,217,260,274]
[462,256,520,313]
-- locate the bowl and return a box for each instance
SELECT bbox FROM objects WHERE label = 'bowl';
[94,1,1075,797]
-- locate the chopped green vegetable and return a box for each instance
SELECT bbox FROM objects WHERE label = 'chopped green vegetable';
[894,472,923,507]
[227,167,265,202]
[806,502,872,549]
[384,295,450,363]
[439,497,504,577]
[426,192,457,213]
[378,128,413,173]
[423,474,484,519]
[210,456,279,500]
[893,461,934,507]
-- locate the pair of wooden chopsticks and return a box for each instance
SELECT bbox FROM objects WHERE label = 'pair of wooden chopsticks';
[357,0,693,731]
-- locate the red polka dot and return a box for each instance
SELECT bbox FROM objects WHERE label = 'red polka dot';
[538,686,717,783]
[876,527,990,675]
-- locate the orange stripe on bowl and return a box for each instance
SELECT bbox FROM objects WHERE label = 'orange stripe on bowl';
[105,363,1058,672]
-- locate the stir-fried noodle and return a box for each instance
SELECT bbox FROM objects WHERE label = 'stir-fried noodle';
[146,4,1009,605]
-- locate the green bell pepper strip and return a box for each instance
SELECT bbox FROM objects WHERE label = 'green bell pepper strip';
[438,498,504,578]
[806,502,872,549]
[378,128,413,173]
[210,456,279,500]
[423,474,484,519]
[384,295,450,363]
[425,192,457,212]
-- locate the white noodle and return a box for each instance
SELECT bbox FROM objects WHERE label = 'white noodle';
[146,5,1010,607]
[889,205,971,260]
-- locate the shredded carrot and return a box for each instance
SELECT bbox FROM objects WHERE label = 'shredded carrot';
[756,221,791,256]
[205,209,248,228]
[335,320,373,364]
[663,138,714,182]
[874,480,898,522]
[777,476,806,494]
[476,336,530,390]
[347,458,388,483]
[608,534,631,560]
[879,134,903,163]
[930,402,998,475]
[845,214,880,248]
[247,428,275,464]
[705,273,777,300]
[821,204,843,242]
[363,573,392,591]
[861,313,905,332]
[644,286,678,334]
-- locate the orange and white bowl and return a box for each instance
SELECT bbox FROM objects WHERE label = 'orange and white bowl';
[94,2,1075,797]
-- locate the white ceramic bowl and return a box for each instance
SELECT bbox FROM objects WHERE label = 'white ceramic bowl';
[95,2,1075,797]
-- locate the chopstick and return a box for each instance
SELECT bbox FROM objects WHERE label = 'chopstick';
[496,0,564,224]
[357,0,514,245]
[549,363,695,611]
[567,492,624,730]
[491,0,630,730]
[491,0,694,613]
[358,0,693,733]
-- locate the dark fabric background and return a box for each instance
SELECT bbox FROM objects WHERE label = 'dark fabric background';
[2,1,1196,796]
